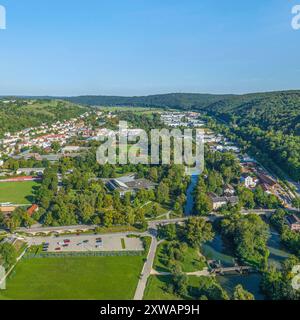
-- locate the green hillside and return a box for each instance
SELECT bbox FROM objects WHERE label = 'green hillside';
[0,99,89,137]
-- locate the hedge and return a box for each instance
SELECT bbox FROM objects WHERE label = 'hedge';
[23,250,144,259]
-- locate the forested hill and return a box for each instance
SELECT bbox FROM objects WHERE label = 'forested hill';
[205,91,300,135]
[64,93,234,110]
[63,90,300,134]
[0,99,89,137]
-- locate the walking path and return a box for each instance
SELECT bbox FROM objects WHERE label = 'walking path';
[133,235,158,300]
[150,268,210,277]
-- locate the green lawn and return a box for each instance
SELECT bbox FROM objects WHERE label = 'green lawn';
[0,256,144,300]
[144,275,212,300]
[143,202,169,218]
[144,275,229,300]
[154,241,206,273]
[0,181,40,204]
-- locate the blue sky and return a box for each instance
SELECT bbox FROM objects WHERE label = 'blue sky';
[0,0,299,96]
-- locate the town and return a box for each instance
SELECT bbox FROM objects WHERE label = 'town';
[0,100,299,301]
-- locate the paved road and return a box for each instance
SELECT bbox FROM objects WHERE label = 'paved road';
[134,235,159,300]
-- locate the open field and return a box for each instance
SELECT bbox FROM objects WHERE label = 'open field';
[0,181,40,204]
[0,256,144,300]
[154,241,206,273]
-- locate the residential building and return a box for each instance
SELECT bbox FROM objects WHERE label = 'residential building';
[240,174,257,188]
[16,168,45,176]
[285,214,300,232]
[27,204,39,217]
[208,192,239,210]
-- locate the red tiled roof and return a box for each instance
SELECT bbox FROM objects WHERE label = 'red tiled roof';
[27,204,39,216]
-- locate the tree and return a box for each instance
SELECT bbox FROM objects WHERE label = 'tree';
[156,182,170,204]
[172,271,189,297]
[233,285,254,300]
[157,224,177,241]
[184,217,214,247]
[237,187,255,209]
[194,192,213,215]
[221,214,270,268]
[292,197,300,211]
[0,243,17,270]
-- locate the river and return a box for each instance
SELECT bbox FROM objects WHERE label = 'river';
[201,227,291,300]
[184,175,291,300]
[184,174,199,216]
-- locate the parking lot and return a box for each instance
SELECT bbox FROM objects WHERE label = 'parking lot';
[28,233,144,253]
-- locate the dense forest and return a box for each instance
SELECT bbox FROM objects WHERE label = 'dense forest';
[0,99,89,137]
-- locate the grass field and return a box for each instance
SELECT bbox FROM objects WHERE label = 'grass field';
[0,181,40,204]
[144,275,229,300]
[154,241,206,273]
[144,275,209,300]
[0,256,145,300]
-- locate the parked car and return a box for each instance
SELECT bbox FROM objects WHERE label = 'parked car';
[64,239,70,243]
[55,247,61,251]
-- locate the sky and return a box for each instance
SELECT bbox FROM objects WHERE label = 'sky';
[0,0,300,96]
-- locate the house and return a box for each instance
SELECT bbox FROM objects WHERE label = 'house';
[258,173,277,188]
[27,204,39,217]
[285,214,300,232]
[61,146,81,153]
[0,204,18,215]
[240,174,257,188]
[104,175,156,196]
[261,183,272,194]
[223,184,235,196]
[16,168,45,176]
[208,192,239,210]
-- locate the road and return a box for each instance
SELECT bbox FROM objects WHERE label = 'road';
[133,232,159,300]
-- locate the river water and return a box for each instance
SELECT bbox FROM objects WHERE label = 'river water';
[184,175,291,300]
[201,227,291,300]
[184,175,199,216]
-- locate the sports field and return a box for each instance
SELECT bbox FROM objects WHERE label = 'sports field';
[0,256,144,300]
[0,181,40,204]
